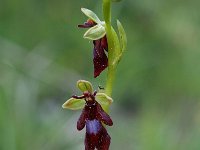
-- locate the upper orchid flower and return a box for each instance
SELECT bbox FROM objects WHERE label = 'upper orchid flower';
[62,80,113,150]
[78,8,108,78]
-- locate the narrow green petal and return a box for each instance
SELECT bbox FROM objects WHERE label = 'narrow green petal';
[62,98,85,110]
[96,93,113,106]
[81,8,101,24]
[117,20,127,53]
[84,25,106,40]
[77,80,93,93]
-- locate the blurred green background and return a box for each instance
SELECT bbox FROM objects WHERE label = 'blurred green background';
[1,0,200,149]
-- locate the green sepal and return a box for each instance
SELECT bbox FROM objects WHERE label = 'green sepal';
[81,8,101,24]
[117,20,127,53]
[96,93,113,106]
[84,25,106,40]
[62,98,85,110]
[77,80,93,93]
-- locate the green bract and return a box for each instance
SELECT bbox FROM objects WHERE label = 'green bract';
[117,20,127,54]
[84,25,106,40]
[111,20,127,65]
[77,80,93,93]
[110,27,121,64]
[96,93,113,106]
[81,8,101,24]
[62,98,85,110]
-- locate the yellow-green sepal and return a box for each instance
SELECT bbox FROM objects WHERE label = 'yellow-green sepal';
[81,8,101,24]
[62,97,85,110]
[77,80,93,93]
[96,93,113,106]
[84,25,106,40]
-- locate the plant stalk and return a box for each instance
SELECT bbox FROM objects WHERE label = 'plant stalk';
[103,0,117,112]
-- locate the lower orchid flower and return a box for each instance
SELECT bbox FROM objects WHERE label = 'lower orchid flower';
[62,80,113,150]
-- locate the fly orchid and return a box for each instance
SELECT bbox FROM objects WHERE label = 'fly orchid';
[62,80,113,150]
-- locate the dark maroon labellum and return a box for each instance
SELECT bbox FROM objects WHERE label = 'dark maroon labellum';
[78,20,108,78]
[93,36,108,78]
[73,91,113,150]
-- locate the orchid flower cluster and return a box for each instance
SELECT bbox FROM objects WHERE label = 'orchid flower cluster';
[62,3,127,150]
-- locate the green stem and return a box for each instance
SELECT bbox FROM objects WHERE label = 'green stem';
[103,0,111,26]
[103,0,116,112]
[105,65,116,96]
[103,0,115,96]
